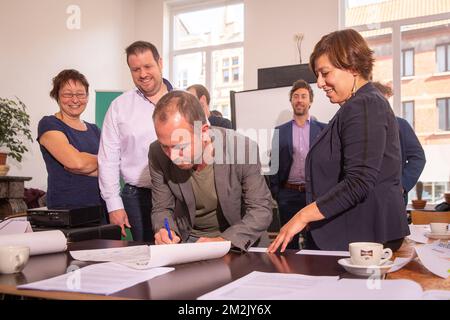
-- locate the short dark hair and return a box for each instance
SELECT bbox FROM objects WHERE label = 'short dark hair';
[289,79,314,102]
[186,84,211,105]
[125,41,160,65]
[372,81,393,98]
[310,29,374,80]
[49,69,89,102]
[153,91,207,126]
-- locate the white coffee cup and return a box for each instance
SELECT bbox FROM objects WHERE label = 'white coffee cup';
[349,242,393,266]
[430,223,449,234]
[0,246,30,274]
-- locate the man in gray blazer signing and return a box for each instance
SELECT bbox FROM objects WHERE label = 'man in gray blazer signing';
[149,90,272,251]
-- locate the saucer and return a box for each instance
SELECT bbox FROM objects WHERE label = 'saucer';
[424,232,450,240]
[338,258,394,277]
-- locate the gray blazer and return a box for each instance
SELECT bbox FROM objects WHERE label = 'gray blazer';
[149,127,273,251]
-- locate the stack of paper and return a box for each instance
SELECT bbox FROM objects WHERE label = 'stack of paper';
[0,230,67,255]
[18,262,173,295]
[198,271,450,300]
[415,243,450,279]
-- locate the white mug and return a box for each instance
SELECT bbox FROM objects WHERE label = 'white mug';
[349,242,393,266]
[430,223,448,234]
[0,246,30,274]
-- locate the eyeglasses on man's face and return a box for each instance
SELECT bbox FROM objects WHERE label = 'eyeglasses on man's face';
[60,92,88,100]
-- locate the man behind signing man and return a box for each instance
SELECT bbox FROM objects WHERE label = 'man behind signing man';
[149,90,272,251]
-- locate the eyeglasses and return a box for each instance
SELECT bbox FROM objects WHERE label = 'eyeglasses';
[60,93,88,100]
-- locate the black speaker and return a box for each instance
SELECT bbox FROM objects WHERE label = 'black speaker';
[258,63,317,89]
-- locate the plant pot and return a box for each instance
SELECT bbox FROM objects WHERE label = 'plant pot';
[0,164,9,176]
[411,199,427,209]
[0,152,6,165]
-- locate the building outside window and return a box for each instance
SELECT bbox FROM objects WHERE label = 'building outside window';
[436,43,450,72]
[401,48,414,77]
[343,0,450,203]
[169,1,244,119]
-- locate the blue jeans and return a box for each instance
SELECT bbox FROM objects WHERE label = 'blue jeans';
[277,188,306,250]
[121,184,154,242]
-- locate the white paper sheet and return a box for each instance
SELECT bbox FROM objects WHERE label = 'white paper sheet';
[70,245,150,262]
[407,224,430,244]
[415,245,450,279]
[0,218,33,235]
[296,249,350,257]
[70,241,231,269]
[198,271,430,300]
[18,262,174,295]
[0,230,67,255]
[247,247,268,253]
[197,271,338,300]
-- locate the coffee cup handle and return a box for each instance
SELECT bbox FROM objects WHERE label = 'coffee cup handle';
[380,248,393,264]
[16,253,26,267]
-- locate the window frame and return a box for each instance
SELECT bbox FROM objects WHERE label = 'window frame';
[402,100,415,128]
[437,97,450,131]
[168,0,244,94]
[436,43,450,73]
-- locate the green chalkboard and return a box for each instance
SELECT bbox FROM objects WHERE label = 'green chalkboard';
[95,91,123,129]
[95,91,133,240]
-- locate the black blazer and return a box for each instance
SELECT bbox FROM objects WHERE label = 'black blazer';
[305,82,410,250]
[269,119,326,198]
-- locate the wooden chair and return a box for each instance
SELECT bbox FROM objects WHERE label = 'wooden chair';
[410,210,450,225]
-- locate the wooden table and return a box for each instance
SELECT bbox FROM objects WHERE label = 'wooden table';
[0,239,448,300]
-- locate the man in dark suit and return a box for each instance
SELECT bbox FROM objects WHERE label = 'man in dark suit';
[269,80,326,249]
[187,84,233,129]
[150,91,272,251]
[372,82,426,205]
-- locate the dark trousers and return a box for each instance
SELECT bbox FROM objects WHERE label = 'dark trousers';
[277,188,306,250]
[121,184,154,242]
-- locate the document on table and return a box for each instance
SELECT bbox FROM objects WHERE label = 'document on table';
[296,249,350,257]
[18,262,174,295]
[407,224,429,244]
[0,218,32,235]
[70,241,231,269]
[198,271,444,300]
[197,271,338,300]
[415,244,450,279]
[0,230,67,255]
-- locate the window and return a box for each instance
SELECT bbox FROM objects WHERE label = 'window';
[232,67,239,81]
[436,44,450,72]
[170,2,244,118]
[341,0,450,204]
[402,101,415,128]
[222,69,229,83]
[401,49,414,77]
[437,98,450,131]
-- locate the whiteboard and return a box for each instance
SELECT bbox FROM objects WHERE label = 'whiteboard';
[233,85,339,131]
[231,85,339,174]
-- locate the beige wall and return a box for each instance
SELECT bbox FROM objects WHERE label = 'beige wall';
[0,0,136,189]
[0,0,340,190]
[244,0,339,89]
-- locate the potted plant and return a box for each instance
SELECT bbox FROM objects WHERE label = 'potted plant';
[411,181,427,209]
[0,97,33,175]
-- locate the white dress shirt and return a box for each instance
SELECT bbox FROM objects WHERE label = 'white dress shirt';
[98,89,158,213]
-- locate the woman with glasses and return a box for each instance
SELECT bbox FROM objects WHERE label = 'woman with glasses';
[37,69,103,211]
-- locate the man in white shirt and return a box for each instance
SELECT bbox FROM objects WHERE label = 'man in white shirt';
[98,41,173,241]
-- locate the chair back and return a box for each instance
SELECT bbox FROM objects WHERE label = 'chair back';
[411,210,450,225]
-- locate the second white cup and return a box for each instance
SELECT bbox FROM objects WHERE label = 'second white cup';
[430,223,449,234]
[349,242,393,266]
[0,246,30,274]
